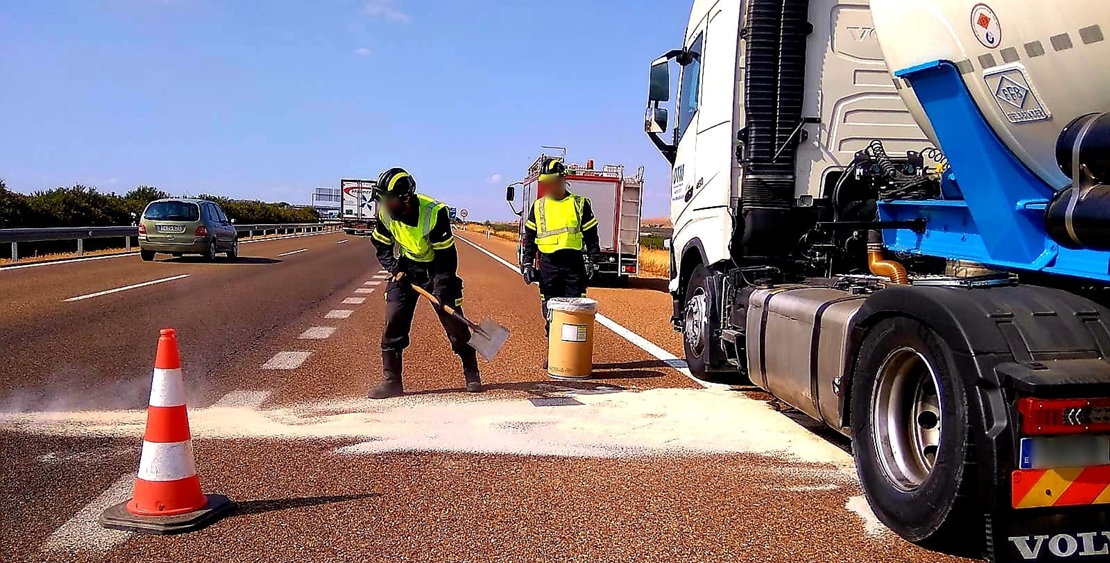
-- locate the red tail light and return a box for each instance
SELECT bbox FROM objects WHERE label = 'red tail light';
[138,224,146,234]
[1018,397,1110,435]
[623,265,635,273]
[195,226,208,237]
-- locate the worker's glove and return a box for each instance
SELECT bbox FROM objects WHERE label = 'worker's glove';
[521,264,537,285]
[585,252,601,280]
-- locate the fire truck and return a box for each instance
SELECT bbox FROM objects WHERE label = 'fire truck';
[505,148,644,283]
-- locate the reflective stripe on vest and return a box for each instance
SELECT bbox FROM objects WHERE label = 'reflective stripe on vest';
[534,194,585,253]
[378,194,444,262]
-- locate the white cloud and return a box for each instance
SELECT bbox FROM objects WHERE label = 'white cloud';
[354,47,372,56]
[487,173,502,185]
[364,0,409,23]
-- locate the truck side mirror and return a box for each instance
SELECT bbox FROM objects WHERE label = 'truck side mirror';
[648,59,670,102]
[663,238,671,250]
[645,107,669,134]
[505,183,522,216]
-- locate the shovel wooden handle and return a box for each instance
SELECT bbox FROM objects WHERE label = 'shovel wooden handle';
[408,282,480,331]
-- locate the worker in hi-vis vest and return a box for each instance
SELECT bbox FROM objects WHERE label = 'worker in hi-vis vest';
[521,158,602,345]
[368,166,481,399]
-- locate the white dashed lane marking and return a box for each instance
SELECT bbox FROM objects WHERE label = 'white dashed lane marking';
[299,327,337,340]
[372,273,390,280]
[277,248,307,257]
[354,288,374,294]
[365,281,383,286]
[325,310,354,319]
[262,352,312,370]
[63,274,190,303]
[342,297,366,305]
[335,239,349,244]
[42,473,134,555]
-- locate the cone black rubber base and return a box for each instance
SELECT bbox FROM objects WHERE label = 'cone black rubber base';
[98,494,234,535]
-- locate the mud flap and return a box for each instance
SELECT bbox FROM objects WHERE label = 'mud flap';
[989,507,1110,562]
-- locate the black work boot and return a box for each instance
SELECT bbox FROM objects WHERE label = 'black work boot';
[461,350,482,393]
[369,352,404,399]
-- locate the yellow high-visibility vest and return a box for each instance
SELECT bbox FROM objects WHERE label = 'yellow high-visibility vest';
[529,193,597,254]
[374,194,452,262]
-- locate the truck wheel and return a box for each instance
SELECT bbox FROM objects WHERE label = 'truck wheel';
[682,264,718,380]
[850,317,978,552]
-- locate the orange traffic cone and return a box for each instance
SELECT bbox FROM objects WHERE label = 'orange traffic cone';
[99,328,233,534]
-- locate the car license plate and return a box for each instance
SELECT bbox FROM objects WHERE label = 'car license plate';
[1020,435,1110,469]
[156,224,186,233]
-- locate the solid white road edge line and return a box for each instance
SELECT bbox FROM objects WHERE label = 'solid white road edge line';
[454,235,718,389]
[2,230,336,272]
[63,274,190,302]
[277,248,308,257]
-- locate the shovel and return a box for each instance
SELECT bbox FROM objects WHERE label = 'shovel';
[406,280,510,361]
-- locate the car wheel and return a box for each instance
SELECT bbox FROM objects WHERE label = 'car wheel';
[850,317,979,553]
[203,239,217,262]
[140,250,155,262]
[226,239,239,260]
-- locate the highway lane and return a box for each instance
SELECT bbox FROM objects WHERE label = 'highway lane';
[0,231,976,563]
[0,232,378,411]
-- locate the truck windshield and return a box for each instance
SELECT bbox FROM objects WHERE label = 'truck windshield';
[144,201,200,221]
[677,33,704,142]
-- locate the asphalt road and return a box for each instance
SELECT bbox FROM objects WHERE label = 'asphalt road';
[0,230,974,563]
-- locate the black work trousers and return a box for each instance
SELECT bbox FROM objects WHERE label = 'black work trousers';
[381,272,479,382]
[537,249,588,336]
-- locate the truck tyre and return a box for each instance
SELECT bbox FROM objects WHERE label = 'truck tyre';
[850,317,979,553]
[682,264,719,380]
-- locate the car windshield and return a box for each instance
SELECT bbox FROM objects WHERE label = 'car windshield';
[144,201,200,221]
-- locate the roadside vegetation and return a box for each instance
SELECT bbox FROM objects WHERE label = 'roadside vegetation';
[0,179,319,260]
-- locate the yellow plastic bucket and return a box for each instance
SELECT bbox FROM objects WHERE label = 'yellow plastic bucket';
[546,297,598,380]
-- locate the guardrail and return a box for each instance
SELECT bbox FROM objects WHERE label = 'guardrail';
[0,222,341,263]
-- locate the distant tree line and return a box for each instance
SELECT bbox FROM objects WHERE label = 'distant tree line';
[1,179,320,258]
[0,179,319,229]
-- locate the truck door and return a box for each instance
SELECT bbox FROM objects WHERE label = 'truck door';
[671,0,743,267]
[670,27,705,222]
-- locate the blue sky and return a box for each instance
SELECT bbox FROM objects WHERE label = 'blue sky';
[0,0,689,220]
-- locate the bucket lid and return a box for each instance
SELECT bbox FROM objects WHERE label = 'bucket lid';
[547,297,598,314]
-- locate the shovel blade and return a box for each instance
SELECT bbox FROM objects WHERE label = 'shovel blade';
[468,319,510,361]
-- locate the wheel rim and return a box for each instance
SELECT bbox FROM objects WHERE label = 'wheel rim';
[684,288,708,357]
[871,347,943,491]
